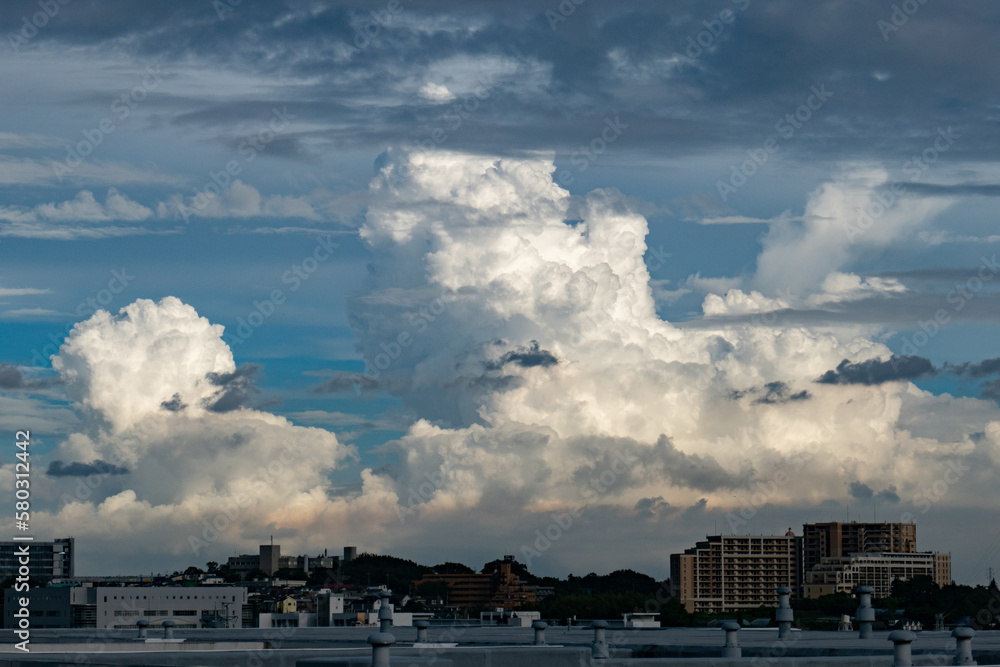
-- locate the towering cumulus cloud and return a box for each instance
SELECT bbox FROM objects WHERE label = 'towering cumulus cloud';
[36,298,359,566]
[349,150,1000,570]
[18,152,1000,575]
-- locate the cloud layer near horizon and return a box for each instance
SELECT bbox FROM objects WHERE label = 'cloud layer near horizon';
[4,151,1000,574]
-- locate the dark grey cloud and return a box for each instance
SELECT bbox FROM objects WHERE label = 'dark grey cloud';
[850,482,899,504]
[204,363,260,412]
[47,459,129,477]
[730,381,810,403]
[681,498,708,520]
[754,381,810,404]
[876,486,900,504]
[849,481,874,500]
[634,496,671,520]
[160,393,187,412]
[0,363,58,390]
[486,341,558,371]
[817,355,936,385]
[10,1,1000,163]
[981,379,1000,401]
[569,434,747,494]
[897,183,1000,198]
[946,358,1000,378]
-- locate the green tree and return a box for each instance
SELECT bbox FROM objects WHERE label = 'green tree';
[432,562,475,574]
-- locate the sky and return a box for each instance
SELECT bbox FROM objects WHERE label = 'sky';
[1,0,1000,583]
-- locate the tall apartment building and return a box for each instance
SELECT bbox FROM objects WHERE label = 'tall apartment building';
[802,522,916,573]
[803,551,951,598]
[0,537,74,581]
[670,534,801,614]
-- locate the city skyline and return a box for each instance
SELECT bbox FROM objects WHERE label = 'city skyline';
[1,1,999,582]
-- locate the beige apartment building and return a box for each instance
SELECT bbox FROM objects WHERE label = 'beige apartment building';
[670,534,801,614]
[671,522,947,613]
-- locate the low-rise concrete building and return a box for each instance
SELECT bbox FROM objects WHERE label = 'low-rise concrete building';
[4,585,248,630]
[2,587,77,629]
[89,586,248,629]
[803,551,951,598]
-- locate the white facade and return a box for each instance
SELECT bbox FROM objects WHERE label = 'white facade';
[91,586,247,629]
[804,551,950,599]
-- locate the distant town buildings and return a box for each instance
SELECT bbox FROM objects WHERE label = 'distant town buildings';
[0,537,74,582]
[413,555,537,610]
[671,522,950,613]
[226,543,356,576]
[4,585,247,629]
[802,522,917,573]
